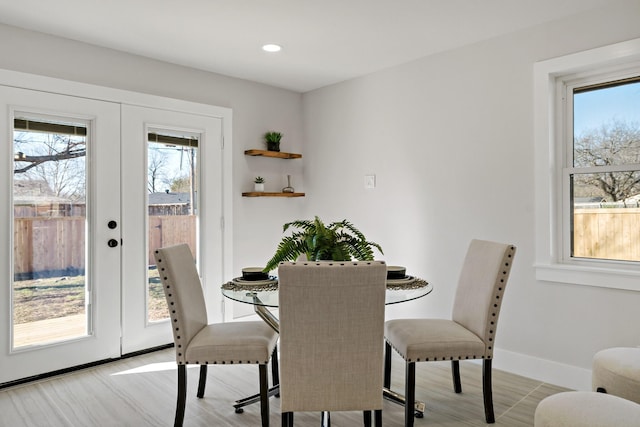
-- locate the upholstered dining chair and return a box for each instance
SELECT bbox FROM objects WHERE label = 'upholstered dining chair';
[278,261,388,427]
[154,244,279,427]
[384,239,516,426]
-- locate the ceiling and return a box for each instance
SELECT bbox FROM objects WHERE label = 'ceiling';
[0,0,615,92]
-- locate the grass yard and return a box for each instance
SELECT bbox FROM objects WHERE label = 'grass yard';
[147,268,170,321]
[13,270,169,324]
[13,276,86,324]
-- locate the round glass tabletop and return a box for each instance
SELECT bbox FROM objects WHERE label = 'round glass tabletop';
[221,278,432,308]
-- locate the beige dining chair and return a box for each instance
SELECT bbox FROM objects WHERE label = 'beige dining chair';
[278,261,388,427]
[384,239,516,426]
[154,244,279,427]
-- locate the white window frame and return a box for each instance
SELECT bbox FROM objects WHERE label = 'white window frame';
[534,38,640,292]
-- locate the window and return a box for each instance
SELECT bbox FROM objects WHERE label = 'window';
[568,76,640,262]
[534,38,640,291]
[147,130,199,323]
[13,116,89,348]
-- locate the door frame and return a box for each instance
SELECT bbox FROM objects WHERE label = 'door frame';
[0,68,233,374]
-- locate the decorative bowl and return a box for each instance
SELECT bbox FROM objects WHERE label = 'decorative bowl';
[242,267,269,281]
[386,265,406,280]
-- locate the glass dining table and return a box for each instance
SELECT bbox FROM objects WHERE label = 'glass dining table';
[221,276,433,416]
[221,277,431,332]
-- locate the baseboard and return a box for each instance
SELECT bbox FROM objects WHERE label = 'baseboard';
[492,348,592,391]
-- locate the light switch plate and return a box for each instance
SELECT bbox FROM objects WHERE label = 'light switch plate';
[364,174,376,189]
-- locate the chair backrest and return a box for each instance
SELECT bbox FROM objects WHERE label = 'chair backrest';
[154,244,207,363]
[278,261,388,413]
[451,239,516,358]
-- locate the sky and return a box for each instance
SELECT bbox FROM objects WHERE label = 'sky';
[573,80,640,137]
[148,142,197,193]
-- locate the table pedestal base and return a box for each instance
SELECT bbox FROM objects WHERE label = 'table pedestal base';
[233,385,280,413]
[383,387,425,417]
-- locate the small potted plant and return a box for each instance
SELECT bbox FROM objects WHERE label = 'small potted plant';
[254,176,265,192]
[264,131,282,152]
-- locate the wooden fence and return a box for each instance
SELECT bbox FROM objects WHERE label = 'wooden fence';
[573,208,640,261]
[147,215,196,264]
[14,217,85,277]
[13,209,640,276]
[14,215,196,277]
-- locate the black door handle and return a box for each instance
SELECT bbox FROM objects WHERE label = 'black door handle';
[108,239,119,248]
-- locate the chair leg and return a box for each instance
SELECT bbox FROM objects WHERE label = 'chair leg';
[363,410,371,427]
[482,359,495,424]
[175,364,187,427]
[374,409,382,426]
[321,411,330,427]
[197,364,207,398]
[384,342,392,389]
[282,412,293,427]
[405,362,416,427]
[271,346,280,397]
[259,364,270,427]
[451,360,462,393]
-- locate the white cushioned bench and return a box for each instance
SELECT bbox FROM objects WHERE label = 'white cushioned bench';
[592,347,640,404]
[534,391,640,427]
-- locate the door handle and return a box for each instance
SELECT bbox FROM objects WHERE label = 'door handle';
[107,239,119,248]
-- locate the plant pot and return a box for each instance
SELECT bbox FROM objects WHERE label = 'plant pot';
[266,142,280,152]
[254,183,265,192]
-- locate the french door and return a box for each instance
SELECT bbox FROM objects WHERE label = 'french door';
[0,86,121,383]
[1,83,227,383]
[120,104,224,354]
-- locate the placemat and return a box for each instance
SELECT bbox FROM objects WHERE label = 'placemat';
[386,276,429,290]
[222,277,278,292]
[222,277,428,292]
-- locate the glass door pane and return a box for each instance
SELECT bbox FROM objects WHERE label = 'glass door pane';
[147,130,199,322]
[13,116,88,348]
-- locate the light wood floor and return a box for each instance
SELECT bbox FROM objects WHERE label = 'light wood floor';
[0,347,568,426]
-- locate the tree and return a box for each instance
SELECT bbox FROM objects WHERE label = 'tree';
[170,176,191,193]
[14,132,86,201]
[573,119,640,201]
[148,150,169,193]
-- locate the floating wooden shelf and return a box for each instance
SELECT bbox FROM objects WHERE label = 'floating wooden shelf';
[244,149,302,159]
[242,192,305,197]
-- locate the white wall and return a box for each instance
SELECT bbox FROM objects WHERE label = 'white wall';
[0,23,305,318]
[301,0,640,389]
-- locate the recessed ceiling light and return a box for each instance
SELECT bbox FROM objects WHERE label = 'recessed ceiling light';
[262,44,282,53]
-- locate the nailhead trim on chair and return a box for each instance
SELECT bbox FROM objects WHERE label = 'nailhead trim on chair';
[484,247,514,357]
[384,339,490,362]
[180,360,268,365]
[288,261,383,266]
[155,250,188,363]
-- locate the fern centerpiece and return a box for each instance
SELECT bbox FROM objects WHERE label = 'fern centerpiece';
[263,216,383,273]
